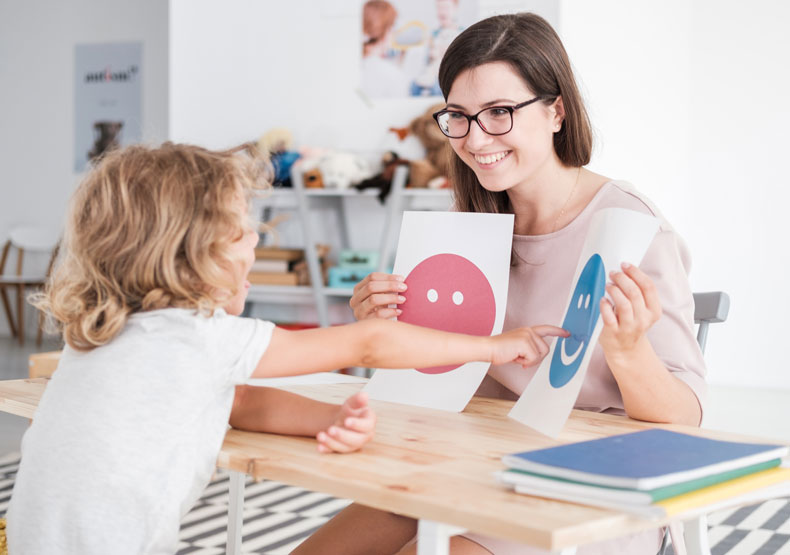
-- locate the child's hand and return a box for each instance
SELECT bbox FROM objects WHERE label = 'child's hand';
[599,262,662,357]
[316,391,376,454]
[490,325,568,367]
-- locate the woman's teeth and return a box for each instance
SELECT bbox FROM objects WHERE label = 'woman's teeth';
[475,151,508,165]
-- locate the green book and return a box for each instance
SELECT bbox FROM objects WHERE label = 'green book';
[498,458,782,506]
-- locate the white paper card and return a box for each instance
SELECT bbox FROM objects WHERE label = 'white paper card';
[364,211,514,412]
[509,208,660,437]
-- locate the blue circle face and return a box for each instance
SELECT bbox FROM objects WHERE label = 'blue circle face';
[549,254,606,388]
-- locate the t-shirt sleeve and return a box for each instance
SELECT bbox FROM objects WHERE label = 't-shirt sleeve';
[210,313,275,386]
[640,228,707,418]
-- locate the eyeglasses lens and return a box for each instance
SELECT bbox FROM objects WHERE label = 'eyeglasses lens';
[437,108,513,138]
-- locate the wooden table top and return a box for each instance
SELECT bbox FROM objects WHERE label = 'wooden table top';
[2,377,785,550]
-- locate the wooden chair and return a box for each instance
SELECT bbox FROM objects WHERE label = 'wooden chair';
[0,226,59,346]
[661,291,731,555]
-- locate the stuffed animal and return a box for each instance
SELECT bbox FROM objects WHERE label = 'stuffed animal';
[258,128,301,187]
[407,102,451,186]
[384,103,451,189]
[314,151,375,189]
[355,151,410,203]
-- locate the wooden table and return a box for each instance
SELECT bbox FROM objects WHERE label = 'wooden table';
[2,378,787,555]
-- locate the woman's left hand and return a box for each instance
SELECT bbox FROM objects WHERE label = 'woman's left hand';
[599,262,662,356]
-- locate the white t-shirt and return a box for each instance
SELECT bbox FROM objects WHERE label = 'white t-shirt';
[7,308,274,554]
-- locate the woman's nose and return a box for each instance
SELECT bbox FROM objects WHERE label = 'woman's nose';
[464,119,493,149]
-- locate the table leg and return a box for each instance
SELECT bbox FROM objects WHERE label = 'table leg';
[416,520,466,555]
[683,515,711,555]
[226,470,245,555]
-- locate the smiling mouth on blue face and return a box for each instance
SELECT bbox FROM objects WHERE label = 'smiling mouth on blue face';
[549,254,606,389]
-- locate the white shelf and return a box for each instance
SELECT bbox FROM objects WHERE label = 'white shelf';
[248,165,449,327]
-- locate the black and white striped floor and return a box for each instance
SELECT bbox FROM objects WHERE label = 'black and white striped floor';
[1,452,788,554]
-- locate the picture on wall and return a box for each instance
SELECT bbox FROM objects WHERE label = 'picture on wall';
[74,42,142,172]
[358,0,559,100]
[360,0,479,99]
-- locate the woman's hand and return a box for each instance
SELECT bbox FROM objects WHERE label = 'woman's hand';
[599,262,662,358]
[349,272,407,320]
[489,325,568,367]
[316,391,377,454]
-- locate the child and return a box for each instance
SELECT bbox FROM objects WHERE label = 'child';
[5,142,565,554]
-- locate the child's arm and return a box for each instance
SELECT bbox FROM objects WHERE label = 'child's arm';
[229,387,375,453]
[252,319,567,379]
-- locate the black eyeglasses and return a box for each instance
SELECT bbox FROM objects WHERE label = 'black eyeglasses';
[432,97,545,139]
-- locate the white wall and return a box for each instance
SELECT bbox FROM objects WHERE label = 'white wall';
[560,0,790,389]
[0,0,169,337]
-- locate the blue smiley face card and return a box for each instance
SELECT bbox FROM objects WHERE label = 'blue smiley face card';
[509,208,660,438]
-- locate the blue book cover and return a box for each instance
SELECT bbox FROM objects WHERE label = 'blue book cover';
[502,429,788,490]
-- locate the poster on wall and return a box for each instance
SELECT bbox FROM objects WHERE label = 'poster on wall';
[74,42,142,172]
[358,0,558,100]
[364,211,514,412]
[508,208,659,437]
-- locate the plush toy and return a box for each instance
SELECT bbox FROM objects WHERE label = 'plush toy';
[313,151,375,189]
[382,103,451,189]
[302,168,324,188]
[258,128,301,187]
[355,151,411,203]
[407,102,451,187]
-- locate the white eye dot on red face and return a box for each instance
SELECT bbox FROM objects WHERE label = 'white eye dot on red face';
[427,288,438,303]
[452,291,464,305]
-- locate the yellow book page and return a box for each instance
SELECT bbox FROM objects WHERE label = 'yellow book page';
[656,467,790,517]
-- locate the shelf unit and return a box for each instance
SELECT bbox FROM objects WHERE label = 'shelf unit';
[249,164,451,327]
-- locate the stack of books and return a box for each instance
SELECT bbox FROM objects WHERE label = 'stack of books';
[499,429,790,518]
[248,247,305,286]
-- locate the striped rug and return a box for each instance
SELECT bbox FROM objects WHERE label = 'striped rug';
[1,452,788,554]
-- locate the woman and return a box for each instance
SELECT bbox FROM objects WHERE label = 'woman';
[296,12,705,555]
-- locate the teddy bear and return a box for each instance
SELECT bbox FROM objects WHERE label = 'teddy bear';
[356,103,451,198]
[407,102,452,188]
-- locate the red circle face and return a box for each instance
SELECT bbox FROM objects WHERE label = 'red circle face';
[398,253,496,374]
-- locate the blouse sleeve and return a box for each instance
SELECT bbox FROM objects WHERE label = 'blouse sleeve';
[640,227,707,418]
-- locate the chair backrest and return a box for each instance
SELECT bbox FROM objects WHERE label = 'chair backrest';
[1,226,59,278]
[692,291,730,354]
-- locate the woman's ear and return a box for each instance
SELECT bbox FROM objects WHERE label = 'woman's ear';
[551,96,566,132]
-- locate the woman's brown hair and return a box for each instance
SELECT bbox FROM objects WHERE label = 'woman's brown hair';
[35,142,267,351]
[437,12,593,215]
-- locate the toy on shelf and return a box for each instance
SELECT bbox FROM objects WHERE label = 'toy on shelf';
[354,151,410,202]
[258,128,301,188]
[406,102,451,188]
[356,103,451,200]
[328,249,381,289]
[310,151,375,189]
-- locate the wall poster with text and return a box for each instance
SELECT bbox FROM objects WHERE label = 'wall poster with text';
[74,42,142,172]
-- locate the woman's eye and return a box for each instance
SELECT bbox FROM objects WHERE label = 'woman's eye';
[487,107,511,118]
[447,112,466,120]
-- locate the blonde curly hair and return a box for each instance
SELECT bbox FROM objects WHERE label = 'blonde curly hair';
[35,142,268,351]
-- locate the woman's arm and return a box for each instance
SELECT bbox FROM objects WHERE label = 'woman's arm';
[599,263,702,426]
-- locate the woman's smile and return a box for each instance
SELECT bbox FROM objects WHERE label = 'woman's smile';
[472,150,511,167]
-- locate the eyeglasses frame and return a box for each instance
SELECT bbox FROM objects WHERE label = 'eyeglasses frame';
[432,96,549,139]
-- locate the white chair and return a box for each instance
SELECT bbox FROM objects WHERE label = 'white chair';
[0,226,59,346]
[661,291,731,555]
